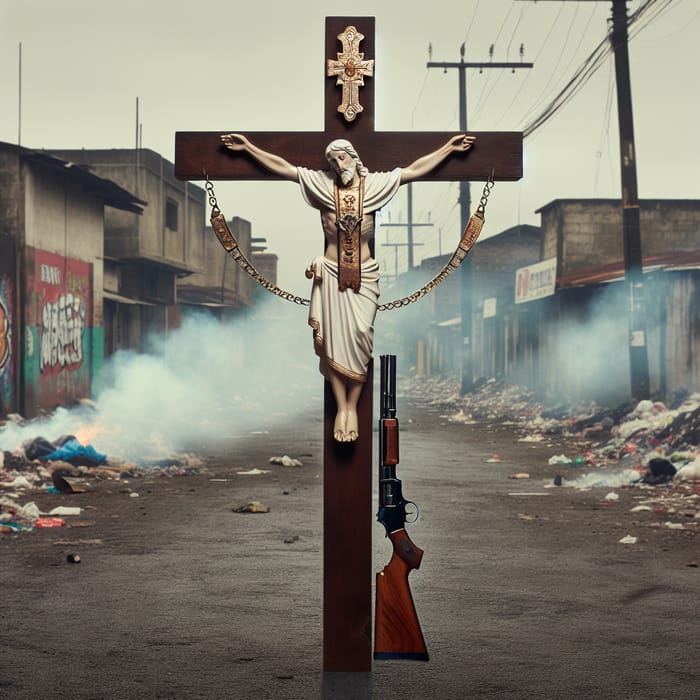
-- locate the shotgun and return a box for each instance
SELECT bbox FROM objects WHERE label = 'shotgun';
[373,354,429,661]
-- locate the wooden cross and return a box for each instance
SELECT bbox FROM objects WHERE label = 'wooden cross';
[175,16,522,673]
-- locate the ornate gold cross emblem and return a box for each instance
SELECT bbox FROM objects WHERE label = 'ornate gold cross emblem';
[326,25,374,122]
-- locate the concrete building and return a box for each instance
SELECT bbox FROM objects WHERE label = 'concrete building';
[390,224,541,380]
[48,148,210,354]
[0,142,144,417]
[178,216,254,317]
[534,198,700,404]
[408,199,699,406]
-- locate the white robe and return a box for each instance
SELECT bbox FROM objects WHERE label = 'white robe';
[307,256,379,382]
[298,167,401,382]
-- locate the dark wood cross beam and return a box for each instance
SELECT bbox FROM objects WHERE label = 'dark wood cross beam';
[174,22,522,182]
[174,16,523,674]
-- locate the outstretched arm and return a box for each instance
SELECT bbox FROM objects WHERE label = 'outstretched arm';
[220,133,299,182]
[400,134,476,184]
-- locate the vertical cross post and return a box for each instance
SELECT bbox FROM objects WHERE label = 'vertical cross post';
[322,18,375,672]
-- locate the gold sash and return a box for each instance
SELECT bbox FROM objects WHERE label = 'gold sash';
[334,177,365,293]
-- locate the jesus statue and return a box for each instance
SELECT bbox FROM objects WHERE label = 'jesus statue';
[221,132,475,442]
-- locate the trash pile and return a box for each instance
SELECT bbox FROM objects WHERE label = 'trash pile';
[401,375,700,484]
[0,431,204,535]
[402,376,700,536]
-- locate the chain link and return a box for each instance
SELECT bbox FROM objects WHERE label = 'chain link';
[204,172,495,312]
[377,171,495,310]
[206,175,310,306]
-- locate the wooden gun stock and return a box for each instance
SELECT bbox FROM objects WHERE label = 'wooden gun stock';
[373,529,429,661]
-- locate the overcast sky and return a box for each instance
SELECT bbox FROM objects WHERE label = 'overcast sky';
[1,0,697,292]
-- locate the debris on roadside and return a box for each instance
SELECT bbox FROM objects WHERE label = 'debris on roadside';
[232,501,270,514]
[269,455,304,467]
[401,376,700,537]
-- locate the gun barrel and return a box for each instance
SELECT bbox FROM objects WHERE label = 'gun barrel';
[380,354,396,418]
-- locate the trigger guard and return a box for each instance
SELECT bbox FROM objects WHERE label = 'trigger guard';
[404,500,420,523]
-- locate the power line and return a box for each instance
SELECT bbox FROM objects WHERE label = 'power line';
[520,0,676,139]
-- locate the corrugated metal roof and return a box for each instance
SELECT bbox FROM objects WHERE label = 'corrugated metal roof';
[0,141,146,214]
[558,251,700,288]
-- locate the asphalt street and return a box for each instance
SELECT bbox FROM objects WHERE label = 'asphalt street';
[1,395,698,700]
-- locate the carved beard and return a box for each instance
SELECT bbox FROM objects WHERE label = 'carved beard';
[339,163,357,186]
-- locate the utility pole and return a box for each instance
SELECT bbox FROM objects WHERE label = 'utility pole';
[610,0,650,401]
[380,183,432,274]
[515,0,650,400]
[428,44,533,393]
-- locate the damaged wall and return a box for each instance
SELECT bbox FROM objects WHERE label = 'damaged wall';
[0,142,143,419]
[21,165,104,415]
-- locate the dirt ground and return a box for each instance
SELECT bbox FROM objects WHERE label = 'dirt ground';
[1,397,698,699]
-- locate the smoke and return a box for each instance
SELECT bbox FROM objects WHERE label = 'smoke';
[527,281,637,405]
[0,298,322,462]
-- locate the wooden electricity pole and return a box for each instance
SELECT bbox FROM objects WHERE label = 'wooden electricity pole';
[380,183,432,273]
[516,0,650,400]
[427,45,532,393]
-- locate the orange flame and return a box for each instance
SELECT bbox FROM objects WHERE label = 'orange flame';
[74,423,106,446]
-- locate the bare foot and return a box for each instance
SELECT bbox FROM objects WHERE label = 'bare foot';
[334,410,347,442]
[345,410,358,442]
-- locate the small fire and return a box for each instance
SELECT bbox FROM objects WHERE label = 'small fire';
[74,423,106,446]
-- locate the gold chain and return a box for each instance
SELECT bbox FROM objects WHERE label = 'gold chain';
[378,172,494,310]
[206,178,310,306]
[204,173,494,312]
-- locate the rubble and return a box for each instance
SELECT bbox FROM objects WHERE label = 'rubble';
[0,425,206,536]
[269,455,304,467]
[401,375,700,526]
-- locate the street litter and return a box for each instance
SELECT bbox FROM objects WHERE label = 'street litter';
[237,468,270,475]
[674,456,700,482]
[269,455,303,467]
[619,535,637,544]
[24,435,107,467]
[447,409,475,424]
[560,468,640,490]
[46,506,82,516]
[2,475,34,490]
[508,492,551,496]
[604,492,620,501]
[233,501,270,513]
[52,468,86,494]
[486,454,502,463]
[548,454,573,465]
[36,517,65,528]
[53,538,103,545]
[508,473,530,479]
[638,457,676,485]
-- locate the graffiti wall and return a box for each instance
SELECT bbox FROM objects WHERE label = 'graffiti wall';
[24,247,94,412]
[0,234,16,414]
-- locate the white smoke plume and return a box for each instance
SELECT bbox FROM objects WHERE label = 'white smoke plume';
[0,298,322,463]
